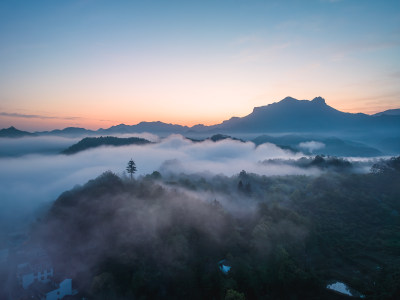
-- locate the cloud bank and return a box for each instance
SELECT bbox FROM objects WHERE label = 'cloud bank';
[0,112,81,120]
[0,136,80,157]
[298,141,325,153]
[0,134,373,232]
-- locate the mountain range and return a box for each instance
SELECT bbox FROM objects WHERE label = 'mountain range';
[1,96,399,137]
[0,126,37,138]
[213,96,399,132]
[1,96,399,156]
[1,96,399,143]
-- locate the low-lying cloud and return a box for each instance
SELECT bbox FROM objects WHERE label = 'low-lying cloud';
[0,134,372,232]
[298,140,325,153]
[0,136,80,157]
[0,133,161,157]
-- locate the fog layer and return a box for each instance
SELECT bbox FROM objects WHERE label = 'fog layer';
[0,134,374,231]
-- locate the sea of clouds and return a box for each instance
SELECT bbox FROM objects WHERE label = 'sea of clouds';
[0,134,374,232]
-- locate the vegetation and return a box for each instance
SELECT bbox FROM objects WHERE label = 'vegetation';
[126,159,137,179]
[61,136,151,155]
[32,157,400,299]
[262,155,353,172]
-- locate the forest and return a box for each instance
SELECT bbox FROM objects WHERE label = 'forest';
[61,136,151,155]
[23,156,400,299]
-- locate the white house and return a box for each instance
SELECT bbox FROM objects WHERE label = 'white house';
[28,278,77,300]
[17,260,54,289]
[218,259,232,274]
[41,278,76,300]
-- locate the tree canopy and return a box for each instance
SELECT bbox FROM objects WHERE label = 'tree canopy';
[126,159,137,179]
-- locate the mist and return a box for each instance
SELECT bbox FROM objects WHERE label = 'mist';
[0,134,377,233]
[30,158,400,299]
[1,134,398,299]
[298,141,325,153]
[0,136,80,157]
[0,133,160,157]
[34,171,314,299]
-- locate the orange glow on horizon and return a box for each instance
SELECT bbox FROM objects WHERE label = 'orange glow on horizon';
[2,94,398,132]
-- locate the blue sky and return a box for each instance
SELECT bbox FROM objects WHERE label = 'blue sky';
[0,0,399,130]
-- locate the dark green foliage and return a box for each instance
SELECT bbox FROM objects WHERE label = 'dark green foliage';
[251,134,382,157]
[371,156,400,174]
[150,171,162,179]
[61,136,151,154]
[210,134,244,143]
[237,180,243,191]
[126,159,137,179]
[263,155,353,173]
[33,157,400,299]
[225,289,245,300]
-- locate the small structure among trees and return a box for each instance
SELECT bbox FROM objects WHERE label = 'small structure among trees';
[126,159,137,179]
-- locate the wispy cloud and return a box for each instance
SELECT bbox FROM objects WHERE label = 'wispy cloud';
[331,39,400,61]
[232,34,262,46]
[321,0,344,3]
[233,42,292,63]
[388,71,400,79]
[0,43,49,55]
[343,92,400,114]
[0,112,81,120]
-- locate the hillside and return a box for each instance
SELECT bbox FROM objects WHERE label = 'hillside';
[33,157,400,299]
[0,126,36,138]
[2,96,400,138]
[61,136,151,155]
[2,97,400,155]
[38,127,95,137]
[98,121,189,135]
[373,109,400,117]
[210,97,400,133]
[252,134,382,157]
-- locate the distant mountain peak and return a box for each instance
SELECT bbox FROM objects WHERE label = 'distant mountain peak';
[278,96,326,105]
[280,96,298,103]
[311,96,326,105]
[0,126,36,137]
[373,108,400,117]
[251,96,328,114]
[273,96,327,106]
[213,95,396,133]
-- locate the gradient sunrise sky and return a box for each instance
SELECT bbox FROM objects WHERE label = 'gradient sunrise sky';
[0,0,399,131]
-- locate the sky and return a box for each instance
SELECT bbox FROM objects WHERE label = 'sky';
[0,0,399,131]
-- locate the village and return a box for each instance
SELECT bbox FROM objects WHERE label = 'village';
[0,231,82,300]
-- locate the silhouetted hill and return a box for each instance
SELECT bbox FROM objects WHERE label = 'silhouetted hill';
[209,96,400,133]
[185,134,245,144]
[61,136,151,155]
[37,127,95,137]
[0,126,36,138]
[252,134,382,157]
[263,155,353,173]
[3,97,399,156]
[21,96,400,139]
[98,121,189,135]
[208,134,243,142]
[373,108,400,116]
[33,161,400,299]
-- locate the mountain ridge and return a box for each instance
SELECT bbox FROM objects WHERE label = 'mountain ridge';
[373,108,400,117]
[0,126,37,138]
[1,96,399,137]
[209,96,381,133]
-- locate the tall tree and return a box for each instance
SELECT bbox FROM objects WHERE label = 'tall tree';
[126,159,137,179]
